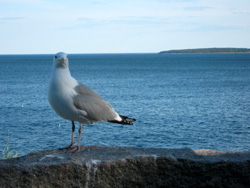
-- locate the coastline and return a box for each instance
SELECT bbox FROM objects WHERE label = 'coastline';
[159,48,250,54]
[159,52,250,54]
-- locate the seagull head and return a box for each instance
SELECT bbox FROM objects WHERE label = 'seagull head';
[53,52,69,69]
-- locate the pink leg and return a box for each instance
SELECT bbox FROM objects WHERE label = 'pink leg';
[59,121,76,150]
[68,124,82,153]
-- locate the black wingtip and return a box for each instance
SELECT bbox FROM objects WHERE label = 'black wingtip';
[108,115,136,125]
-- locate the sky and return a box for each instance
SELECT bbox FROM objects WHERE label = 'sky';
[0,0,250,54]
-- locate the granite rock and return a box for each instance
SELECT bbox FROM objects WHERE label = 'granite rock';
[0,146,249,188]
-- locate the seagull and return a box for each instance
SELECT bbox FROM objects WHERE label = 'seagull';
[48,52,136,152]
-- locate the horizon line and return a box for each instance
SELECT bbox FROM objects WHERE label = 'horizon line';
[0,52,158,55]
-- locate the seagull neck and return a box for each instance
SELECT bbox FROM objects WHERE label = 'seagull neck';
[54,68,72,78]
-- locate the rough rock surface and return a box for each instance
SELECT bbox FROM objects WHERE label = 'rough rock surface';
[0,146,249,188]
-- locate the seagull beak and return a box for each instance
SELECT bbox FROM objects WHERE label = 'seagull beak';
[60,58,65,64]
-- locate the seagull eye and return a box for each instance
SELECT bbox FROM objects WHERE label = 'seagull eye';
[55,56,57,59]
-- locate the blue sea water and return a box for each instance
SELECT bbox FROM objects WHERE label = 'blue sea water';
[0,53,249,156]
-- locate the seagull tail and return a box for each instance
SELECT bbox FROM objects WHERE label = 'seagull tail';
[108,115,136,125]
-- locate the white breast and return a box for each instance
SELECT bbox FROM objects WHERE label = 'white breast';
[48,69,78,120]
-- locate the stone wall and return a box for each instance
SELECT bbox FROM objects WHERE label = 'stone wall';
[0,146,249,188]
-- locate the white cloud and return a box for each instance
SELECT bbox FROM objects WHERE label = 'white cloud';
[0,17,26,21]
[184,6,212,11]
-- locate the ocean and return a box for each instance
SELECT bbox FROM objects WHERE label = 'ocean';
[0,53,249,156]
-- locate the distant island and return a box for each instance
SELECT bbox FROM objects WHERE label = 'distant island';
[159,48,250,54]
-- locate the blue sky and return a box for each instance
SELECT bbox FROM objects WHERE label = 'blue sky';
[0,0,250,54]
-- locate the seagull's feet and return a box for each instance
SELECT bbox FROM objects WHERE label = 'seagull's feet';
[67,146,81,153]
[59,142,76,151]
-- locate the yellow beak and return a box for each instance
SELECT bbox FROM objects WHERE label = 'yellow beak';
[60,58,65,64]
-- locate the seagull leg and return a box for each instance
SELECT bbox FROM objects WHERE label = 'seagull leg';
[68,123,82,153]
[59,121,76,150]
[77,124,83,152]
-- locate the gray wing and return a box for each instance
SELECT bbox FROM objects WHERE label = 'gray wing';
[73,82,117,122]
[74,82,103,100]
